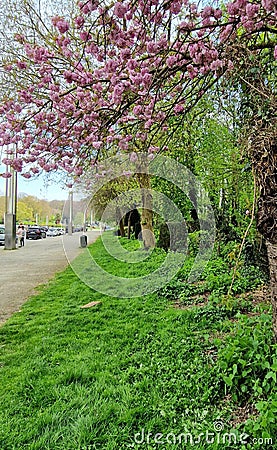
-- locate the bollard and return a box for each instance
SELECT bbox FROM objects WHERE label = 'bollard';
[80,235,87,248]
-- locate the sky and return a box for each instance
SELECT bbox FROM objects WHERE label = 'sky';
[0,167,69,201]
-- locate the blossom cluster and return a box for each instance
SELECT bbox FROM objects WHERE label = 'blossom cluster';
[0,0,276,179]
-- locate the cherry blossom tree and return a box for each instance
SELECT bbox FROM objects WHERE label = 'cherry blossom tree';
[0,0,276,334]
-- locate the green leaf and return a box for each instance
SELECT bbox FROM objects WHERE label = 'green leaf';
[264,371,276,382]
[222,375,233,387]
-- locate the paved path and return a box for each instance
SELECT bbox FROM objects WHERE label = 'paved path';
[0,230,100,325]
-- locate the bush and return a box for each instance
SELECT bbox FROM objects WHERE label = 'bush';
[215,314,276,403]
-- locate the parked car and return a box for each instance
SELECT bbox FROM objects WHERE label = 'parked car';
[0,225,18,245]
[26,226,46,240]
[0,225,5,245]
[55,228,64,236]
[40,226,48,235]
[46,227,59,237]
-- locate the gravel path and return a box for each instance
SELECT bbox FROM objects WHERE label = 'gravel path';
[0,230,100,325]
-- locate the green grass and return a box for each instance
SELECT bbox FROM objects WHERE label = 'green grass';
[0,237,276,449]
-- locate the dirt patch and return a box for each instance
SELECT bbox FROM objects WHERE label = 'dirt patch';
[229,402,259,427]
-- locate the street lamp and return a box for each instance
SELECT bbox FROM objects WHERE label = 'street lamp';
[68,190,73,235]
[3,145,17,250]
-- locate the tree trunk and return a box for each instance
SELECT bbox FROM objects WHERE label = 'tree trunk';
[127,211,132,239]
[116,206,125,237]
[266,242,277,341]
[136,171,155,249]
[119,217,125,237]
[254,139,277,341]
[227,48,277,339]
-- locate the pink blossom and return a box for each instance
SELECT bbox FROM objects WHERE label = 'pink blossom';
[202,17,212,26]
[147,41,158,54]
[245,3,259,19]
[114,2,128,18]
[19,90,32,103]
[220,24,234,42]
[274,45,277,60]
[56,20,69,34]
[92,141,102,149]
[75,16,85,28]
[170,1,182,14]
[129,152,138,162]
[63,70,76,83]
[201,6,213,18]
[21,172,32,179]
[2,158,12,165]
[80,31,92,41]
[262,0,275,12]
[16,61,27,69]
[78,0,98,14]
[187,65,198,79]
[120,48,131,60]
[122,170,132,177]
[11,158,23,171]
[119,140,129,150]
[174,104,184,114]
[153,12,163,24]
[148,146,159,153]
[145,119,153,129]
[179,21,192,31]
[14,33,25,43]
[1,172,12,178]
[210,59,223,71]
[136,132,147,141]
[142,73,152,86]
[227,2,238,16]
[14,104,22,113]
[214,9,222,19]
[74,167,83,175]
[51,16,60,26]
[166,55,177,68]
[133,105,142,116]
[242,18,255,32]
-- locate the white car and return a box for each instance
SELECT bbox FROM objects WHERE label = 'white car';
[0,225,18,245]
[0,225,5,245]
[55,228,65,235]
[46,227,59,237]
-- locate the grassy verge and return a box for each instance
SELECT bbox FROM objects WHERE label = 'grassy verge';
[0,236,276,450]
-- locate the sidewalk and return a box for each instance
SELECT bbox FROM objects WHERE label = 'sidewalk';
[0,231,100,325]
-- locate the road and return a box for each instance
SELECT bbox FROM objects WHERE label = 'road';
[0,230,100,325]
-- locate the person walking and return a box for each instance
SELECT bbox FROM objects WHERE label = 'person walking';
[17,225,25,247]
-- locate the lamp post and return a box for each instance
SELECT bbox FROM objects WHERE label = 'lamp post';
[4,145,17,250]
[90,208,94,226]
[68,190,73,235]
[83,210,87,233]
